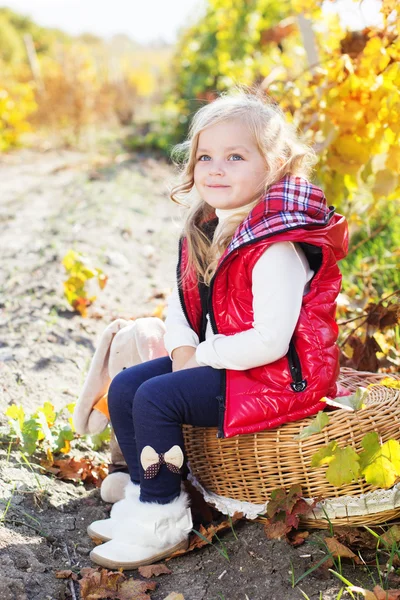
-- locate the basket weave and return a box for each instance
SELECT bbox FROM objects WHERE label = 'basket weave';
[182,368,400,528]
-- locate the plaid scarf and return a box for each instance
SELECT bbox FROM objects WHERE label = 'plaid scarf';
[226,175,334,254]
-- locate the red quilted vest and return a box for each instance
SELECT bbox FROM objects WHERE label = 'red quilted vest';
[176,176,348,438]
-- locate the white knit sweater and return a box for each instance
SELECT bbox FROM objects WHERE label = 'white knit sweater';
[164,207,314,370]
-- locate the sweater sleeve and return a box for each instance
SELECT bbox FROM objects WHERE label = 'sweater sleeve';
[163,284,199,360]
[195,241,314,370]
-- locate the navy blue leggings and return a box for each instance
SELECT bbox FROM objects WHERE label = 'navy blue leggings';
[107,357,222,505]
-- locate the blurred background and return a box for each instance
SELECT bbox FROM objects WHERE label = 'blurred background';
[0,0,399,372]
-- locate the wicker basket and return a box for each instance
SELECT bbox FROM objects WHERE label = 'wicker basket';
[182,368,400,528]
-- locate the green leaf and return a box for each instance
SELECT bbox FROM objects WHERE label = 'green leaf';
[321,387,369,412]
[311,442,360,486]
[311,441,337,468]
[35,410,53,445]
[358,432,380,470]
[88,427,111,451]
[294,411,330,440]
[325,446,360,486]
[359,432,400,488]
[21,418,40,455]
[54,427,74,453]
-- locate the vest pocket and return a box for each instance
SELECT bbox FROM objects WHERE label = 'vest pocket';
[287,340,308,392]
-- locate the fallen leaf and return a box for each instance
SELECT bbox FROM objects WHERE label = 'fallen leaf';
[55,569,78,580]
[90,536,104,547]
[166,513,243,559]
[359,432,400,489]
[138,563,172,578]
[287,530,309,547]
[346,585,377,599]
[41,456,108,487]
[80,567,99,577]
[264,518,289,540]
[311,442,360,486]
[322,387,369,411]
[324,536,362,564]
[381,525,400,547]
[163,594,185,600]
[334,526,377,550]
[375,378,400,390]
[79,568,156,599]
[294,411,330,439]
[373,585,400,600]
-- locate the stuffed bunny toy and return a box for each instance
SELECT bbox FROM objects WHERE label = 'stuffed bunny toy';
[73,317,168,502]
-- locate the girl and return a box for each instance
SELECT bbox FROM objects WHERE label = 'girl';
[88,86,348,570]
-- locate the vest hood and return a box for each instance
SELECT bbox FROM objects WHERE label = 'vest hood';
[223,175,348,262]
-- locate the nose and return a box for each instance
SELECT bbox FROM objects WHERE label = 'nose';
[208,160,225,175]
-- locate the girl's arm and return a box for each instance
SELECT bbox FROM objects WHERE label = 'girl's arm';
[194,241,314,371]
[164,284,199,369]
[171,346,197,372]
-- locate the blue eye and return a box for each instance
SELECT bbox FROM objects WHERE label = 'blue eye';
[197,154,243,161]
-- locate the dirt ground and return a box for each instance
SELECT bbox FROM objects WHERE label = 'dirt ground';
[0,147,376,599]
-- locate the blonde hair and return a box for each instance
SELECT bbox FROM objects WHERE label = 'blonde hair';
[169,84,317,287]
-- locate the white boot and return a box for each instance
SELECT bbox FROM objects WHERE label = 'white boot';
[87,480,140,542]
[100,471,130,503]
[90,489,193,570]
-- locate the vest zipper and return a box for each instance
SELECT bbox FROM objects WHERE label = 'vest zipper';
[216,394,226,439]
[176,237,194,329]
[287,339,308,392]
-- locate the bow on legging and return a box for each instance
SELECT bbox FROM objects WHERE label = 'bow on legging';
[140,445,184,479]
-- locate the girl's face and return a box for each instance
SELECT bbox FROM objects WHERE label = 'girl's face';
[193,118,267,211]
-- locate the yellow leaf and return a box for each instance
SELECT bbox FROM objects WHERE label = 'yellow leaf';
[386,144,400,174]
[5,404,25,429]
[60,439,71,454]
[152,302,166,319]
[47,447,54,464]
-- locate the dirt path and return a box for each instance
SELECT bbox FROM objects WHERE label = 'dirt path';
[0,148,361,599]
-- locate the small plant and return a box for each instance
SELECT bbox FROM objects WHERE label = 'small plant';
[260,484,320,544]
[6,401,74,457]
[5,400,110,458]
[62,249,108,316]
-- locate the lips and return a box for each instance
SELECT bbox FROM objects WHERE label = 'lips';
[207,185,230,188]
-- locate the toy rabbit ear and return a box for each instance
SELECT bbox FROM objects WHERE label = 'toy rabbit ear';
[73,318,129,435]
[134,317,168,362]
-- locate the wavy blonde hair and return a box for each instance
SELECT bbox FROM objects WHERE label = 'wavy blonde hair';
[169,84,317,287]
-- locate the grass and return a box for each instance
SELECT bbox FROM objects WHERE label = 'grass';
[191,514,239,562]
[192,527,231,561]
[341,202,400,297]
[0,483,17,523]
[291,518,400,600]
